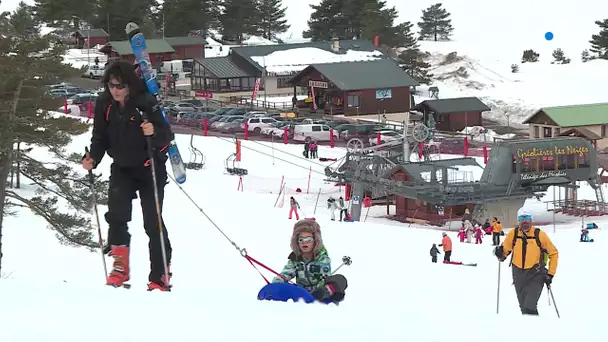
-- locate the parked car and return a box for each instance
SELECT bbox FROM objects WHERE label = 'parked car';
[261,121,288,136]
[245,117,279,134]
[293,124,338,142]
[210,107,235,116]
[368,130,403,145]
[211,115,243,130]
[336,124,383,140]
[67,93,98,105]
[221,118,247,133]
[224,107,248,116]
[170,102,197,112]
[271,122,296,139]
[82,65,104,78]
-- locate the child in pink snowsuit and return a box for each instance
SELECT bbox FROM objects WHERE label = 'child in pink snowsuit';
[475,225,483,244]
[457,226,466,243]
[289,197,300,220]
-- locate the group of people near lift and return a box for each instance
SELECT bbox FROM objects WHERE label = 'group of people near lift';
[430,208,559,316]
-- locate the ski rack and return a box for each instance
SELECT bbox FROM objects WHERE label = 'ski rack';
[225,153,248,176]
[185,134,205,170]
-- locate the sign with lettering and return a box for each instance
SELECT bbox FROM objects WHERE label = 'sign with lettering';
[516,145,589,159]
[520,170,567,181]
[308,80,328,88]
[375,88,392,99]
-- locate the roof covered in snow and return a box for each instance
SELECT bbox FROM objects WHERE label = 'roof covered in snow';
[290,59,419,91]
[250,47,383,76]
[230,40,376,71]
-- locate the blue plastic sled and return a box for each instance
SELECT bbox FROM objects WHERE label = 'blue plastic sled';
[586,223,598,229]
[257,283,335,305]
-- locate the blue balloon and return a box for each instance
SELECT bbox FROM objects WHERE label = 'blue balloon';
[545,32,554,41]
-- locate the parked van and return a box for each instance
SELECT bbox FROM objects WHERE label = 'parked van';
[293,124,337,142]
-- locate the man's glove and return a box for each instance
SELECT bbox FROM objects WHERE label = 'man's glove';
[545,274,553,286]
[494,246,506,261]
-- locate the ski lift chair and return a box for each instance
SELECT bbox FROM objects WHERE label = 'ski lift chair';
[225,153,248,176]
[184,134,205,170]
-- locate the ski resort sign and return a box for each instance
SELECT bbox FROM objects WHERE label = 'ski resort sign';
[520,170,567,181]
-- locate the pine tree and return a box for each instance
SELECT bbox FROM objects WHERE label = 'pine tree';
[160,0,221,37]
[417,3,453,41]
[32,0,96,29]
[259,0,289,40]
[551,48,570,64]
[395,21,432,84]
[303,0,401,45]
[219,0,261,43]
[589,19,608,59]
[521,49,539,63]
[581,49,592,62]
[94,0,157,40]
[0,2,108,272]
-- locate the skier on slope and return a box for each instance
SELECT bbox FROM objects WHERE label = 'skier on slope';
[272,220,348,302]
[81,60,173,291]
[494,208,559,315]
[327,196,338,221]
[289,197,300,220]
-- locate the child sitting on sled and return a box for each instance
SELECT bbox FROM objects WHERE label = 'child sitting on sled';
[272,220,348,302]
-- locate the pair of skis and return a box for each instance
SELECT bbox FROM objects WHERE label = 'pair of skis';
[126,22,187,184]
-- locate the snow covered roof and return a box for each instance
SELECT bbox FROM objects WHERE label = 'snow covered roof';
[230,39,376,72]
[250,47,383,76]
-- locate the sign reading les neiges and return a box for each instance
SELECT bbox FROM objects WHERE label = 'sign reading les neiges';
[516,145,589,159]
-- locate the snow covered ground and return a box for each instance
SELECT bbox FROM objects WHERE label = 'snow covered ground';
[62,47,107,69]
[1,127,608,340]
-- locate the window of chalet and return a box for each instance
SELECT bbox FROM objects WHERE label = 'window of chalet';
[602,125,608,137]
[534,126,540,138]
[554,128,560,136]
[276,76,292,88]
[543,127,552,138]
[541,156,555,171]
[242,78,251,88]
[347,94,360,108]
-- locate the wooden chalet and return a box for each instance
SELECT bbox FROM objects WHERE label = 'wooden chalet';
[99,36,205,64]
[413,97,490,131]
[288,59,419,115]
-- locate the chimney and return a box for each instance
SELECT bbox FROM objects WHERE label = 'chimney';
[331,37,340,52]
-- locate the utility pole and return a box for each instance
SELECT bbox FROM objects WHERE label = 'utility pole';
[263,56,267,108]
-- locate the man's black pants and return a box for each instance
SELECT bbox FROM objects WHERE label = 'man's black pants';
[105,160,172,283]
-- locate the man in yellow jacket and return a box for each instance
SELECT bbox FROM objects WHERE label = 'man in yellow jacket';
[492,217,503,246]
[494,209,558,315]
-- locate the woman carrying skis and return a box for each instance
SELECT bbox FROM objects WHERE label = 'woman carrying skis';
[82,60,173,291]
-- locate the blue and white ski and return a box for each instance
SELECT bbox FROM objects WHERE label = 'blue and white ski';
[125,22,186,184]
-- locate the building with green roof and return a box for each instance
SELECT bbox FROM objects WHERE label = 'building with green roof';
[522,103,608,148]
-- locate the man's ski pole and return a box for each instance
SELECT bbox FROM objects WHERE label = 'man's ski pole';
[85,147,108,282]
[141,113,171,286]
[496,260,501,314]
[547,285,560,318]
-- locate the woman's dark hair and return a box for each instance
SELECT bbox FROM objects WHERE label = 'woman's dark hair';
[101,60,146,96]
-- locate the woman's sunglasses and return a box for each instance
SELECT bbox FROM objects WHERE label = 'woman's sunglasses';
[107,82,127,90]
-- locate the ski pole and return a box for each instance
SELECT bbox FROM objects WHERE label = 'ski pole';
[140,114,171,286]
[332,256,352,274]
[547,285,560,318]
[84,147,108,282]
[496,261,501,314]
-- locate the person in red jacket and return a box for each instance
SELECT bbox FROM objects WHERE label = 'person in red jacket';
[457,226,466,242]
[439,232,452,262]
[475,225,484,244]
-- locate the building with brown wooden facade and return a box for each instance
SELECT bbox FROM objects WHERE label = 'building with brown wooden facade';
[99,36,205,64]
[288,59,419,115]
[413,97,490,131]
[73,29,109,48]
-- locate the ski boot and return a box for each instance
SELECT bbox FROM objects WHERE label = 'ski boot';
[106,245,130,288]
[147,265,172,292]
